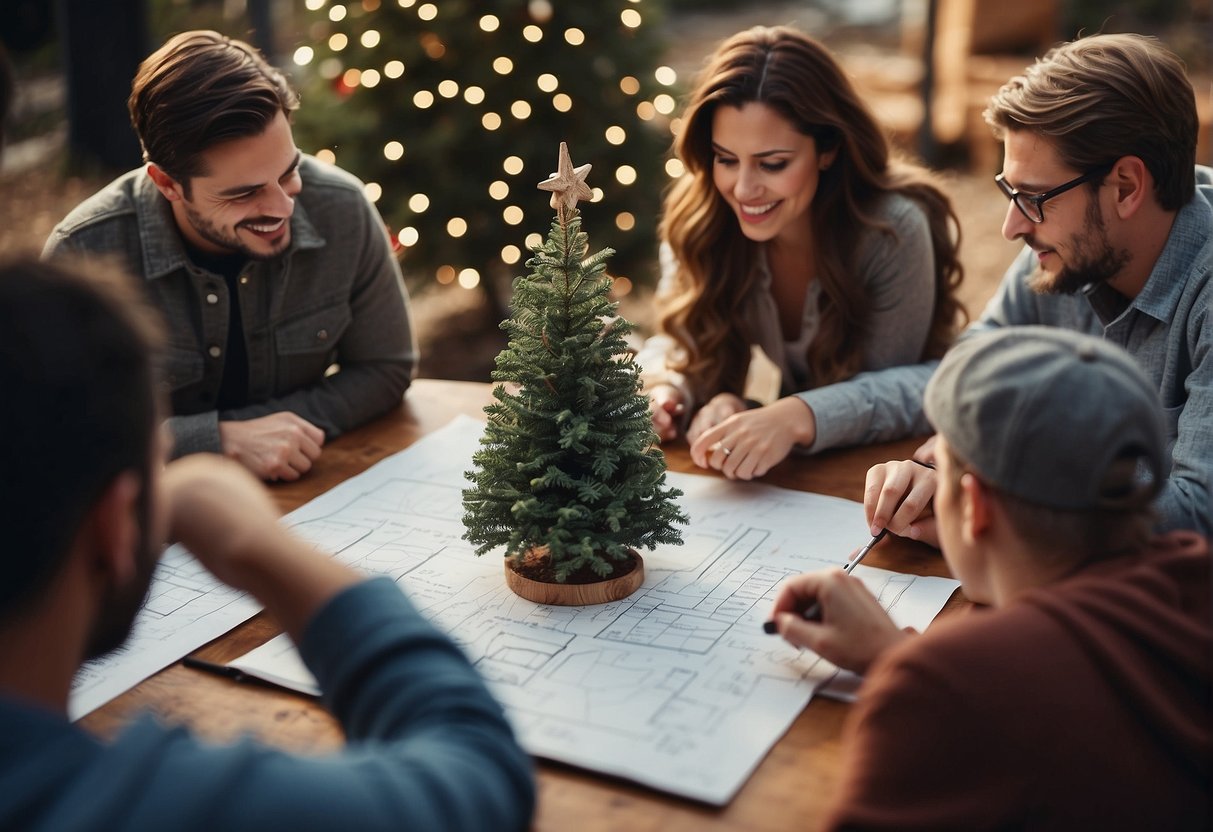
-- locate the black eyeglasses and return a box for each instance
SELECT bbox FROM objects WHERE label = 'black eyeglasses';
[995,162,1114,223]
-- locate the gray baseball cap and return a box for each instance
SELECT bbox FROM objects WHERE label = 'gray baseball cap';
[924,326,1165,511]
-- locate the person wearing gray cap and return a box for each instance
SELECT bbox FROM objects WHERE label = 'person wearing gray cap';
[770,326,1210,830]
[860,33,1211,540]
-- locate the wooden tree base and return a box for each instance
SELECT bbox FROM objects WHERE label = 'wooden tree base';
[505,550,644,606]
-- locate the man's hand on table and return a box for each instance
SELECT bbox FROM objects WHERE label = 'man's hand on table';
[770,569,914,675]
[219,411,325,482]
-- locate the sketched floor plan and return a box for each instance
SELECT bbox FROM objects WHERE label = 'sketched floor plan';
[234,416,962,804]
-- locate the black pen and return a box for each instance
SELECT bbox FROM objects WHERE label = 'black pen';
[763,528,888,634]
[183,655,252,683]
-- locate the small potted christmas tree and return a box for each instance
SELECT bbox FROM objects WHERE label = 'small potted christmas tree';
[463,143,686,605]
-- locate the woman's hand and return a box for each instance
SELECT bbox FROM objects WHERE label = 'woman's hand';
[647,384,686,443]
[688,396,816,480]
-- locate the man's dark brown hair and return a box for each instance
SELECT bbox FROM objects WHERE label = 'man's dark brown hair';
[128,30,298,192]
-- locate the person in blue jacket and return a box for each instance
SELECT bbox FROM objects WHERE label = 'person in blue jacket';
[0,255,534,831]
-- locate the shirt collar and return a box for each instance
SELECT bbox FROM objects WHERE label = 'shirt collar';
[133,169,326,281]
[1126,191,1212,323]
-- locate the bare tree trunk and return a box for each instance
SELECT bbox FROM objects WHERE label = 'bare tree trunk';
[56,0,148,172]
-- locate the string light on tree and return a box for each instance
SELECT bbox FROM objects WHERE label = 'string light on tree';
[292,1,670,306]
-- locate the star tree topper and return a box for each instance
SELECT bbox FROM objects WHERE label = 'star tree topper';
[538,141,593,214]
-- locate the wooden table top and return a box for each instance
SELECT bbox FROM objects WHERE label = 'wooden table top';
[79,378,965,831]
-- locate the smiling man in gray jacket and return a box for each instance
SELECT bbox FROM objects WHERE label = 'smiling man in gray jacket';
[45,31,416,482]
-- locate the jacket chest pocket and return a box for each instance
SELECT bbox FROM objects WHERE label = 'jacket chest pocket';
[273,305,352,390]
[162,345,205,392]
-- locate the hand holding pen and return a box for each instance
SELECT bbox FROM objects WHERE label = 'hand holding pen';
[763,529,911,676]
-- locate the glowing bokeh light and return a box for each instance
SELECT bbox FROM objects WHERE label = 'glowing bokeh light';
[438,79,459,98]
[503,155,524,175]
[502,206,524,225]
[615,212,635,230]
[616,165,637,185]
[384,60,404,78]
[605,125,626,145]
[364,182,382,202]
[489,180,509,199]
[665,158,686,177]
[537,73,558,93]
[551,93,572,112]
[464,85,485,104]
[493,56,514,74]
[447,217,468,237]
[479,15,499,32]
[398,227,419,246]
[619,76,640,95]
[408,193,430,212]
[360,30,381,48]
[383,141,404,161]
[458,268,480,289]
[413,90,435,108]
[620,9,641,28]
[293,46,314,66]
[655,66,677,86]
[482,112,502,130]
[564,28,585,46]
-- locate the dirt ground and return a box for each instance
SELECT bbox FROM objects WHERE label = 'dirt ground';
[0,1,1021,381]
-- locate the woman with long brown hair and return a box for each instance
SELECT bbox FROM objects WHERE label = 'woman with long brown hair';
[639,25,964,479]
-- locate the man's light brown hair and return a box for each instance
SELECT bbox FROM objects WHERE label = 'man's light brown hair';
[985,33,1198,211]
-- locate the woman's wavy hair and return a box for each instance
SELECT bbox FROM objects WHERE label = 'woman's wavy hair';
[658,26,964,401]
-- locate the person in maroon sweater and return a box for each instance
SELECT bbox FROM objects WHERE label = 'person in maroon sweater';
[770,326,1211,830]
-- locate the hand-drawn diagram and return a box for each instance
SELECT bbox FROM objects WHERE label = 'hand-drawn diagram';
[238,416,960,805]
[69,414,957,803]
[69,544,261,720]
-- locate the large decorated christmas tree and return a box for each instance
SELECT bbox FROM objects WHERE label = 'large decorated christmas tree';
[463,143,685,584]
[291,1,675,304]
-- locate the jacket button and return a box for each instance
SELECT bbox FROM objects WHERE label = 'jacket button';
[317,329,329,341]
[206,293,219,305]
[208,345,222,358]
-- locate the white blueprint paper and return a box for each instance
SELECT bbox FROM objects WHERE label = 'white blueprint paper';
[228,415,960,805]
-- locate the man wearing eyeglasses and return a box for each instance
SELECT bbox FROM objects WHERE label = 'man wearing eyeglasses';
[856,32,1212,539]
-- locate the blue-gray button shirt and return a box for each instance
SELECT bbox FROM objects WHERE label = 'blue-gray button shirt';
[799,166,1213,535]
[43,156,417,456]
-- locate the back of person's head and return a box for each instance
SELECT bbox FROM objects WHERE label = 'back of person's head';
[925,327,1166,560]
[984,33,1197,211]
[128,30,298,186]
[0,256,162,620]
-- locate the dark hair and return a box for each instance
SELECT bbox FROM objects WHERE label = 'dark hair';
[984,33,1197,211]
[128,30,298,187]
[0,256,162,618]
[659,26,964,400]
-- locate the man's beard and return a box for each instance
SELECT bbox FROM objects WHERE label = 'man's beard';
[182,203,289,261]
[1028,196,1131,295]
[82,485,158,662]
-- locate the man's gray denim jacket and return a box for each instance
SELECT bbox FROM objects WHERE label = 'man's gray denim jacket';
[797,166,1213,536]
[44,156,417,456]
